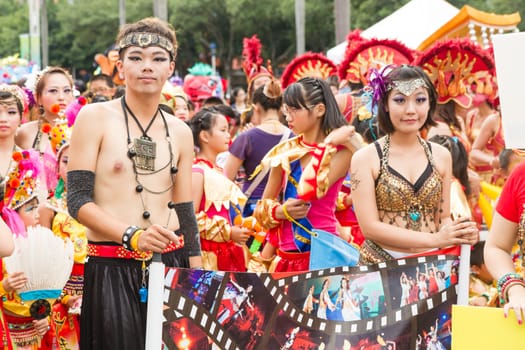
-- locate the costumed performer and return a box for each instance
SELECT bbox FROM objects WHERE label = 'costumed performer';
[239,35,273,129]
[253,77,361,272]
[66,18,202,350]
[16,67,75,199]
[350,65,479,265]
[1,149,54,349]
[41,98,87,349]
[189,107,250,271]
[224,79,292,263]
[0,84,25,350]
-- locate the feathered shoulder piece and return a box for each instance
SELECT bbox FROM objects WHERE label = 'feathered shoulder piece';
[249,135,332,180]
[242,35,272,86]
[414,38,495,108]
[281,52,337,88]
[338,37,414,85]
[193,162,247,212]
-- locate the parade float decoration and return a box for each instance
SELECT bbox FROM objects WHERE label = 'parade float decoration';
[0,55,38,84]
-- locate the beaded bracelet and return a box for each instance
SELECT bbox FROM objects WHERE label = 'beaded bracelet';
[497,272,525,305]
[122,226,141,251]
[501,279,525,305]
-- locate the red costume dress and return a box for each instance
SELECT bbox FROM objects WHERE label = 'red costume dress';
[193,159,247,271]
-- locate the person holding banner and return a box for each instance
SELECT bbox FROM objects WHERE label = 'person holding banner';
[253,77,361,272]
[350,65,479,264]
[484,161,525,324]
[66,17,202,349]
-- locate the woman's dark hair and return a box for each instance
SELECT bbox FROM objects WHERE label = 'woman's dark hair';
[428,134,471,196]
[283,77,346,136]
[187,107,221,149]
[376,65,437,134]
[212,104,240,127]
[252,79,282,112]
[229,86,245,106]
[159,103,174,115]
[434,100,462,131]
[470,241,485,267]
[352,115,384,144]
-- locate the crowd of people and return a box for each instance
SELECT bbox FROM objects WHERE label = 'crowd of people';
[0,15,523,350]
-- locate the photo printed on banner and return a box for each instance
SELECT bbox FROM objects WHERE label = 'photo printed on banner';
[168,269,225,312]
[268,313,330,349]
[286,271,386,322]
[334,319,412,350]
[216,272,276,350]
[415,299,454,350]
[385,258,459,309]
[161,252,460,349]
[164,317,219,350]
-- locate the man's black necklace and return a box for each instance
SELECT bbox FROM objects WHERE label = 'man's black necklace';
[122,96,159,171]
[122,96,178,221]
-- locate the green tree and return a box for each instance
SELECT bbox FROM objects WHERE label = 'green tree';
[350,0,411,31]
[0,0,28,58]
[51,0,155,71]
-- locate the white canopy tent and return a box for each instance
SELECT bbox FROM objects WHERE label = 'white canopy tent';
[327,0,459,64]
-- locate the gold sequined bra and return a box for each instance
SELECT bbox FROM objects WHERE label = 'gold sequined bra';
[374,135,443,231]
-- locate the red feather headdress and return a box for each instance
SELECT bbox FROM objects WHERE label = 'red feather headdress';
[413,38,496,108]
[281,52,337,88]
[338,37,415,85]
[241,35,273,87]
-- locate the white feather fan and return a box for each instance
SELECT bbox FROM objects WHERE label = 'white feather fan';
[3,225,74,301]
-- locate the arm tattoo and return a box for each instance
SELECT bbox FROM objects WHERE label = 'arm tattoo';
[350,172,360,191]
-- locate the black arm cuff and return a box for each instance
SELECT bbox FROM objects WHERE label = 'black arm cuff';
[174,201,201,257]
[67,170,95,221]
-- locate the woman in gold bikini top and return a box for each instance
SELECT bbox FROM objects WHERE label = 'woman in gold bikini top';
[375,134,443,233]
[350,65,479,265]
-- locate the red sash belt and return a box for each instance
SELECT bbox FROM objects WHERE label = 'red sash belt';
[276,249,310,260]
[87,238,184,260]
[200,238,234,252]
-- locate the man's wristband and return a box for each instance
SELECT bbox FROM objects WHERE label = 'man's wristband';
[122,226,141,251]
[130,230,144,252]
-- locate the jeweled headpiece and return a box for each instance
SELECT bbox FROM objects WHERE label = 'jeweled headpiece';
[0,84,29,112]
[4,150,41,210]
[387,78,428,96]
[118,32,176,59]
[28,66,52,94]
[281,52,337,88]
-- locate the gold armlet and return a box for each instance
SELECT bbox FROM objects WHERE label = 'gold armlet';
[254,199,281,230]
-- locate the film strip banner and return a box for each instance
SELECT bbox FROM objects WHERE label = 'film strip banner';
[162,253,460,350]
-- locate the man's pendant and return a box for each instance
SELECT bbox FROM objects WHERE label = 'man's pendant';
[134,136,156,171]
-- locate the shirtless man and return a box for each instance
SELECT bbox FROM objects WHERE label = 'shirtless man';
[67,17,202,350]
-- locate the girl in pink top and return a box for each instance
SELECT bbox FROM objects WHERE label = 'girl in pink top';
[254,77,362,272]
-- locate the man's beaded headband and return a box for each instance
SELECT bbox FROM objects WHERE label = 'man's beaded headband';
[387,78,428,96]
[118,32,175,59]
